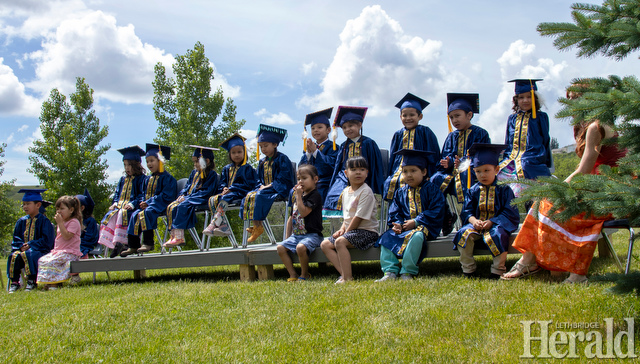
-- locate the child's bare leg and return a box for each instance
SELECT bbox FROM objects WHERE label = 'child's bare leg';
[296,244,310,278]
[321,240,342,276]
[276,244,298,278]
[335,237,354,281]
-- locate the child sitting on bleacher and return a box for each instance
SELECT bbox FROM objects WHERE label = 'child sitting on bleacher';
[122,143,177,256]
[164,145,219,248]
[203,133,257,237]
[453,144,519,279]
[69,188,99,284]
[276,164,323,281]
[320,156,379,283]
[241,124,295,243]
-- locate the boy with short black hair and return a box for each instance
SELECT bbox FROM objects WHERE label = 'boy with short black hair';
[300,107,339,203]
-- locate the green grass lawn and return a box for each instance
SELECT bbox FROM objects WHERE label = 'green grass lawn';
[2,232,639,363]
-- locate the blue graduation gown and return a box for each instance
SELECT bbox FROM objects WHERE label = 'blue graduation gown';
[241,151,295,221]
[452,180,520,256]
[299,139,339,203]
[383,125,441,201]
[378,179,445,262]
[129,171,178,234]
[6,213,55,279]
[100,174,145,227]
[209,163,257,211]
[80,217,99,256]
[324,135,384,210]
[430,125,490,202]
[499,110,552,179]
[168,169,219,230]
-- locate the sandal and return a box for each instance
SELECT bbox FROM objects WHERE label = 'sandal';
[500,261,541,280]
[287,277,298,282]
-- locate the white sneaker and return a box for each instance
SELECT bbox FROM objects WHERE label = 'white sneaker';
[375,272,397,282]
[400,273,414,281]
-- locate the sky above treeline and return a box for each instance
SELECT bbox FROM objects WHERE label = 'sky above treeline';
[0,0,637,185]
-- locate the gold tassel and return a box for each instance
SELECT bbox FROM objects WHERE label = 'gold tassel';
[332,126,337,150]
[158,150,164,173]
[467,151,471,189]
[447,114,453,133]
[242,146,247,166]
[530,80,537,119]
[256,144,260,161]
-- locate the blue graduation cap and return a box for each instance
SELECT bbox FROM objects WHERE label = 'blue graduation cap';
[469,143,507,168]
[333,106,368,127]
[394,149,435,169]
[19,188,46,202]
[508,79,543,95]
[305,108,333,127]
[189,145,218,161]
[145,143,171,161]
[447,93,480,114]
[257,124,288,145]
[395,93,429,114]
[117,145,145,162]
[75,188,95,216]
[220,133,247,151]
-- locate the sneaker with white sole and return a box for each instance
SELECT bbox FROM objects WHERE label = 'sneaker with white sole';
[213,224,232,236]
[375,272,397,282]
[400,273,414,281]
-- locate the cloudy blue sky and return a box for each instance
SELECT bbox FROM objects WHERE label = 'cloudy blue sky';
[1,0,637,185]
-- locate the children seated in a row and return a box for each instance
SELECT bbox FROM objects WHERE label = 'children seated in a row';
[376,149,445,281]
[277,164,324,281]
[242,124,295,243]
[69,189,99,284]
[7,189,55,293]
[300,108,339,202]
[323,106,384,213]
[99,146,146,257]
[121,144,177,256]
[384,93,440,202]
[453,144,520,278]
[431,93,490,235]
[164,145,219,248]
[204,133,257,237]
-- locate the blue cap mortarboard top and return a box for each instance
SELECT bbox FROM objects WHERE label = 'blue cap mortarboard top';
[509,79,543,95]
[117,145,145,162]
[19,188,46,202]
[333,106,368,127]
[469,143,507,168]
[395,93,430,113]
[257,124,288,145]
[305,107,333,126]
[220,133,246,152]
[190,145,218,161]
[394,149,435,169]
[145,143,171,160]
[447,93,480,114]
[75,188,95,215]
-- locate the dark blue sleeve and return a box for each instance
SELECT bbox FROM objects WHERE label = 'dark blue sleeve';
[11,218,25,250]
[420,127,441,178]
[80,217,99,254]
[362,138,384,195]
[460,185,478,225]
[502,114,516,159]
[438,133,457,174]
[311,142,339,179]
[112,177,124,204]
[29,215,55,253]
[489,186,520,233]
[387,188,404,226]
[228,164,258,196]
[414,182,445,238]
[329,142,347,187]
[187,171,219,204]
[148,173,178,209]
[181,170,196,196]
[387,130,402,178]
[271,153,294,196]
[220,165,230,189]
[130,174,146,209]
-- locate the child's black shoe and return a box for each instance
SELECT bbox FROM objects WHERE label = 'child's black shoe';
[24,280,37,291]
[8,282,20,293]
[110,243,124,258]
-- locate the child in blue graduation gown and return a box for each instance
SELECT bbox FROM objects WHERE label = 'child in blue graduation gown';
[453,144,520,278]
[383,93,441,201]
[122,144,177,256]
[299,108,339,203]
[203,133,257,237]
[323,106,384,212]
[98,146,146,257]
[241,124,295,243]
[164,146,220,248]
[69,188,99,284]
[431,93,490,235]
[376,150,445,281]
[498,79,552,197]
[7,189,55,293]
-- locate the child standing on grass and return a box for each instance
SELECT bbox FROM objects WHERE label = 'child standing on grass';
[241,124,295,243]
[6,189,55,293]
[376,149,445,282]
[69,189,98,285]
[37,196,83,290]
[122,144,177,256]
[320,156,379,283]
[203,133,257,237]
[277,164,324,282]
[99,146,146,257]
[300,108,339,203]
[164,145,219,248]
[454,144,520,279]
[323,106,384,213]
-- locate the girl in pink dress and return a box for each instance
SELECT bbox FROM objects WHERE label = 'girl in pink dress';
[37,196,84,290]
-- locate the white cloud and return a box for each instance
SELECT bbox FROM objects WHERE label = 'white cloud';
[254,108,267,117]
[106,167,125,183]
[239,128,258,153]
[298,5,470,117]
[301,61,316,75]
[254,109,297,126]
[17,124,29,132]
[5,133,15,144]
[211,62,240,99]
[0,58,41,116]
[0,0,89,41]
[12,126,42,154]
